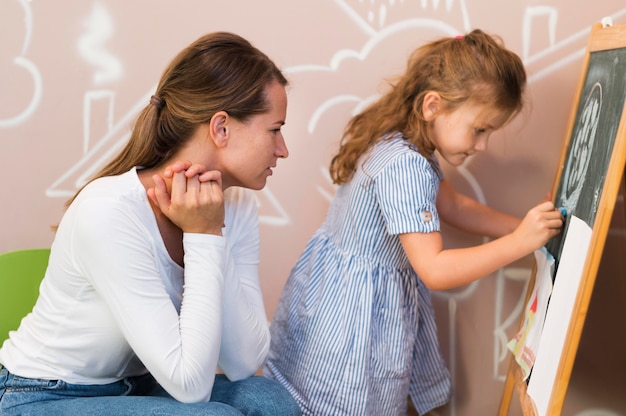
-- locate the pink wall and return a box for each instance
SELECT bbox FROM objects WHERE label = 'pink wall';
[2,1,625,414]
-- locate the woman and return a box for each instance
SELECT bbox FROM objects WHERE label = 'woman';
[0,32,300,416]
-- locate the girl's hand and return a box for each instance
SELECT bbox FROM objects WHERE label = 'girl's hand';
[513,201,564,252]
[147,162,225,235]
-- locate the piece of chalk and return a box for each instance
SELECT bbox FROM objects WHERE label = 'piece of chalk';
[558,207,567,217]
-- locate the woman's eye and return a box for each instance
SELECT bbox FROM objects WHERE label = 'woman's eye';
[475,128,486,135]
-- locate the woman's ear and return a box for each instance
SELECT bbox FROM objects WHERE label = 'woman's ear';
[422,92,441,122]
[209,111,229,148]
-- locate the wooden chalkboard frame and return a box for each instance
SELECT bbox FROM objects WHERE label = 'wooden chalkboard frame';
[499,19,626,416]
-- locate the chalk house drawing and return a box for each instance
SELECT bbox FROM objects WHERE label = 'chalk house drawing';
[42,1,626,414]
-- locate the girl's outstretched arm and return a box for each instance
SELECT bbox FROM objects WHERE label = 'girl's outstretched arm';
[400,200,564,290]
[436,179,520,238]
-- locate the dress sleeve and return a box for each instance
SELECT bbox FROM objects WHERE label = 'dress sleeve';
[217,188,270,379]
[71,197,225,403]
[375,152,442,235]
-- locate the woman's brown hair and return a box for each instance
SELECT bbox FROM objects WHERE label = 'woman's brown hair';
[67,31,287,205]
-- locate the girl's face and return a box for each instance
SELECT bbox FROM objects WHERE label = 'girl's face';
[220,80,289,190]
[426,96,512,167]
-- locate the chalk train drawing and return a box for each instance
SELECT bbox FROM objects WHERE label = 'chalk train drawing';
[41,1,626,414]
[0,0,42,129]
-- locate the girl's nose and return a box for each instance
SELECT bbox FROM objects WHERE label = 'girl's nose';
[474,135,488,151]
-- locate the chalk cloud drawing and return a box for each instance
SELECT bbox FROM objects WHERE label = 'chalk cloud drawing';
[333,0,471,35]
[0,0,42,129]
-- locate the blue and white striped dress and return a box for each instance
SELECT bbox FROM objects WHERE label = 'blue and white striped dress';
[265,133,452,415]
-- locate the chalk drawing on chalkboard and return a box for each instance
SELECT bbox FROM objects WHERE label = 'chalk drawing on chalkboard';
[547,47,626,269]
[560,82,602,216]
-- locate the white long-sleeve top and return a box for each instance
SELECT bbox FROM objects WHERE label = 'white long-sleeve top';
[0,168,270,403]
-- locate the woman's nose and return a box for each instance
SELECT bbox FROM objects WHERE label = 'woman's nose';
[276,135,289,158]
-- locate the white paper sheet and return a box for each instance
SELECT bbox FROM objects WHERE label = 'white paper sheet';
[527,215,593,416]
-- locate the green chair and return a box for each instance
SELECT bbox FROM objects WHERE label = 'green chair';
[0,248,50,343]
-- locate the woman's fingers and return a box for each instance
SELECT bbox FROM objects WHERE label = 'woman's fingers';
[151,169,224,234]
[163,160,192,178]
[198,170,222,185]
[163,161,216,182]
[149,174,171,210]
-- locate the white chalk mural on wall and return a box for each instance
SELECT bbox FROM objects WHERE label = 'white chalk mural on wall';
[46,1,133,197]
[0,0,614,413]
[78,3,121,155]
[0,0,42,128]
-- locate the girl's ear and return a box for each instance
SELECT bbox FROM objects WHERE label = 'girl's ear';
[209,111,229,148]
[422,92,441,121]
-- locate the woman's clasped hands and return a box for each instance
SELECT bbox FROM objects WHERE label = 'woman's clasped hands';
[147,161,225,235]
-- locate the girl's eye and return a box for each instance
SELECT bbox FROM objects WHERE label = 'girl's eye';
[475,128,486,135]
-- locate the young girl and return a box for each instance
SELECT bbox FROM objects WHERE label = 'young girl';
[0,32,300,416]
[264,29,563,415]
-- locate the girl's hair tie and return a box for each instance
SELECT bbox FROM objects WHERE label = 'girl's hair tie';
[454,34,464,39]
[150,95,164,110]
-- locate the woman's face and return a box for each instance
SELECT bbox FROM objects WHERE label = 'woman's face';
[220,80,289,190]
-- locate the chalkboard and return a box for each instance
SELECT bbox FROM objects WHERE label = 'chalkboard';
[546,45,626,270]
[499,19,626,416]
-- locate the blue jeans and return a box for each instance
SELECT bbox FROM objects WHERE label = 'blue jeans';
[0,366,301,416]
